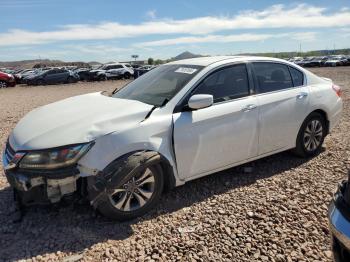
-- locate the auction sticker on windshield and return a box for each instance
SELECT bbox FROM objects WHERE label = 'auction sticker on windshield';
[175,67,198,74]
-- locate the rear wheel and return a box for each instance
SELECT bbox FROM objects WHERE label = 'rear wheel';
[97,163,164,220]
[293,112,327,157]
[98,75,107,81]
[36,79,45,86]
[67,76,75,83]
[123,72,131,79]
[0,81,7,88]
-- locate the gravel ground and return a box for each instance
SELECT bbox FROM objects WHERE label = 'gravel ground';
[0,67,349,262]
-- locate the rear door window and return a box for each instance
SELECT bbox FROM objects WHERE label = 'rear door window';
[252,62,293,94]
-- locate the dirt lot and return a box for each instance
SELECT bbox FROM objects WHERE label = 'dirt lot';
[0,67,349,262]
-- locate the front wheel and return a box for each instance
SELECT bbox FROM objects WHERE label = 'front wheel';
[0,81,7,88]
[97,163,164,220]
[292,112,327,157]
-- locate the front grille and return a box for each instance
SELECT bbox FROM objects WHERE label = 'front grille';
[5,141,15,163]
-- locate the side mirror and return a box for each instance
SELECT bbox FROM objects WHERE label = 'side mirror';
[188,94,213,110]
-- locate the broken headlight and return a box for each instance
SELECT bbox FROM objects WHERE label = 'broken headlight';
[19,143,93,170]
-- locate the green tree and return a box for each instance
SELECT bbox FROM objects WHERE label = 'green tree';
[154,59,163,65]
[148,58,154,65]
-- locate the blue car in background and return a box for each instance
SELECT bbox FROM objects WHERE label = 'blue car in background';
[329,170,350,261]
[26,68,79,86]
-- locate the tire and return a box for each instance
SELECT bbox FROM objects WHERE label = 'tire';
[96,158,164,221]
[0,81,7,88]
[292,112,327,158]
[123,72,131,79]
[67,76,75,84]
[98,75,107,81]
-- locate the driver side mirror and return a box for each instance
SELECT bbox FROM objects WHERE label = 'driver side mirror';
[188,94,213,110]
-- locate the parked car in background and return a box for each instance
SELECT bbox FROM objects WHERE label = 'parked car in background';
[15,69,36,84]
[3,56,343,220]
[329,170,350,262]
[134,65,157,79]
[303,56,328,67]
[86,68,107,81]
[74,68,91,81]
[88,63,134,81]
[324,56,348,67]
[0,71,16,88]
[105,63,134,79]
[26,68,79,85]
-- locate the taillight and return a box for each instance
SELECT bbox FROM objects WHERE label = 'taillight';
[332,84,342,97]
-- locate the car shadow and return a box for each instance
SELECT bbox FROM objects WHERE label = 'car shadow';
[0,149,316,261]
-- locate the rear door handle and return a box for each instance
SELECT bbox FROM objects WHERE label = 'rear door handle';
[242,104,257,112]
[297,92,308,99]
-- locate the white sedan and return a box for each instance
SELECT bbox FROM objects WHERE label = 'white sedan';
[3,56,343,220]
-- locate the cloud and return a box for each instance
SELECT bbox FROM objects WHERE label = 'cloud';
[64,44,131,54]
[290,32,317,42]
[0,4,349,46]
[146,10,157,19]
[136,32,317,47]
[136,33,276,47]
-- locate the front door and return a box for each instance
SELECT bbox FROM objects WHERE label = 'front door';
[173,63,259,180]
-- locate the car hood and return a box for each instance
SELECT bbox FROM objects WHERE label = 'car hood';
[25,74,41,79]
[90,69,105,73]
[326,60,339,63]
[9,92,154,151]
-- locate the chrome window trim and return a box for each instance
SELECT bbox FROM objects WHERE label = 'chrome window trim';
[250,60,307,95]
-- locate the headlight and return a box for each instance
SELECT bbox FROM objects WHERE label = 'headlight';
[19,143,93,170]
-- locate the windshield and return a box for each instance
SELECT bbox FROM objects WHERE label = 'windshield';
[113,64,203,106]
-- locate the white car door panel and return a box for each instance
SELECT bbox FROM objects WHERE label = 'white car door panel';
[173,96,259,180]
[257,86,309,154]
[252,62,310,155]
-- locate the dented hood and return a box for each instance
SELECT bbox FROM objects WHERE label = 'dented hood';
[9,92,153,151]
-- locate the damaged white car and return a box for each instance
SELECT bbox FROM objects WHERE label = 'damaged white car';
[3,56,342,220]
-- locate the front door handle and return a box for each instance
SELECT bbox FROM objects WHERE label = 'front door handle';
[296,92,308,99]
[242,104,257,112]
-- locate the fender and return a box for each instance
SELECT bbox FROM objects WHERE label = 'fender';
[87,150,175,208]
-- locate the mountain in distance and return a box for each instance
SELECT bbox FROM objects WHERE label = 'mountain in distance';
[88,61,102,66]
[0,59,91,69]
[172,51,203,61]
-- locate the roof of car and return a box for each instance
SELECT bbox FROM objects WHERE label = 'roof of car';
[168,56,291,66]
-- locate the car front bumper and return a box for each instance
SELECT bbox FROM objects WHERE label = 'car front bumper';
[329,181,350,261]
[7,78,16,87]
[3,151,80,205]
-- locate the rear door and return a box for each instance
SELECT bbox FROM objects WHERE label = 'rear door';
[251,62,309,155]
[44,70,57,84]
[173,63,259,180]
[55,69,69,82]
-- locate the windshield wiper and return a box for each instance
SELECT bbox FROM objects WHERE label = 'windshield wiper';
[142,98,170,121]
[160,98,169,106]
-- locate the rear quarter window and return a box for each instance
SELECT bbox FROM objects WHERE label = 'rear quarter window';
[289,67,304,87]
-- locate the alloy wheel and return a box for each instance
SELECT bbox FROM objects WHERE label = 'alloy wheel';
[0,81,7,88]
[108,168,156,212]
[303,119,323,152]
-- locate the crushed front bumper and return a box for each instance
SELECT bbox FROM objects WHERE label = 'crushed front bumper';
[329,181,350,261]
[3,150,80,205]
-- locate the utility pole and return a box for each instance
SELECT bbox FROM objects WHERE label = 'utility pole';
[131,55,139,63]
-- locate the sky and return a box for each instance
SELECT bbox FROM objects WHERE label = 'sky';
[0,0,350,62]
